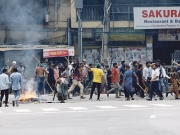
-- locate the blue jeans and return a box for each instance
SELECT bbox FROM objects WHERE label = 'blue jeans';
[83,77,88,89]
[163,78,169,92]
[159,78,164,92]
[13,90,20,105]
[84,79,92,92]
[150,81,163,99]
[35,77,44,98]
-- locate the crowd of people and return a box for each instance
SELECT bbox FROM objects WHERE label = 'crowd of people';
[0,57,180,107]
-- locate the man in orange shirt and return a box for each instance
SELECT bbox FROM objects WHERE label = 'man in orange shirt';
[107,63,120,98]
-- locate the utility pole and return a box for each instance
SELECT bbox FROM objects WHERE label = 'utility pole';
[77,9,82,62]
[103,0,111,64]
[74,0,83,62]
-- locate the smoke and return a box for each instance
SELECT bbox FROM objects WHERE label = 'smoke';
[0,0,47,44]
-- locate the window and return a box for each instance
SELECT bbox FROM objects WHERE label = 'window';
[83,0,104,5]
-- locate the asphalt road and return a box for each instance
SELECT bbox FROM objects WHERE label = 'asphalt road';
[0,94,180,135]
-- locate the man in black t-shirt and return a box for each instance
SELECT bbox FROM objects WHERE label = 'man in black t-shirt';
[84,64,94,93]
[106,66,112,91]
[119,61,126,85]
[46,61,56,94]
[119,61,126,96]
[136,64,145,98]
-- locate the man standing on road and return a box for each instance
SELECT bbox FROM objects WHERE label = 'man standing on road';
[106,65,112,91]
[17,62,25,77]
[46,62,56,94]
[82,59,89,89]
[107,63,120,98]
[85,63,104,101]
[35,62,48,98]
[84,64,94,93]
[10,67,22,107]
[9,61,17,74]
[143,61,152,93]
[147,64,164,101]
[0,69,11,107]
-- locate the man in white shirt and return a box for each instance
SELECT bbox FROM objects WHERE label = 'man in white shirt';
[143,61,152,94]
[162,63,171,97]
[10,67,22,107]
[143,61,152,81]
[147,63,163,101]
[0,69,11,107]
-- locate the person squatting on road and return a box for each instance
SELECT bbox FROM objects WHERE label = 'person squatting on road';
[56,76,69,103]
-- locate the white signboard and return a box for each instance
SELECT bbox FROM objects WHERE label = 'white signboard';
[134,7,180,29]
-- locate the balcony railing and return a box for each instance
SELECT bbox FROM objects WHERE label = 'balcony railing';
[80,3,180,21]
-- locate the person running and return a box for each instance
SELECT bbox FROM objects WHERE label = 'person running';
[146,63,164,101]
[0,69,11,107]
[85,63,104,101]
[107,63,120,98]
[10,67,22,107]
[136,64,145,98]
[132,61,139,96]
[122,65,134,101]
[143,61,152,93]
[67,60,85,99]
[119,61,126,96]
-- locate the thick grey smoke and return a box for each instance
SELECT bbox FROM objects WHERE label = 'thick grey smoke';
[0,0,47,44]
[0,0,45,24]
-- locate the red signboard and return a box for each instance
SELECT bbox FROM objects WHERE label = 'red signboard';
[43,49,69,58]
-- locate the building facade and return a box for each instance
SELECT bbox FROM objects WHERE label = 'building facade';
[0,0,180,67]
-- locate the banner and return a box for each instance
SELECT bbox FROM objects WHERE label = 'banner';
[134,7,180,29]
[82,49,100,64]
[43,49,69,58]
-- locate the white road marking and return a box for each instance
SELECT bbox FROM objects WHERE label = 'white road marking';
[0,111,3,113]
[68,107,88,110]
[15,109,32,113]
[150,115,157,119]
[42,108,59,112]
[124,105,147,108]
[97,106,118,109]
[151,104,174,107]
[0,108,178,115]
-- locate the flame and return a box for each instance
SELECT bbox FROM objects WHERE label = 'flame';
[19,90,36,101]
